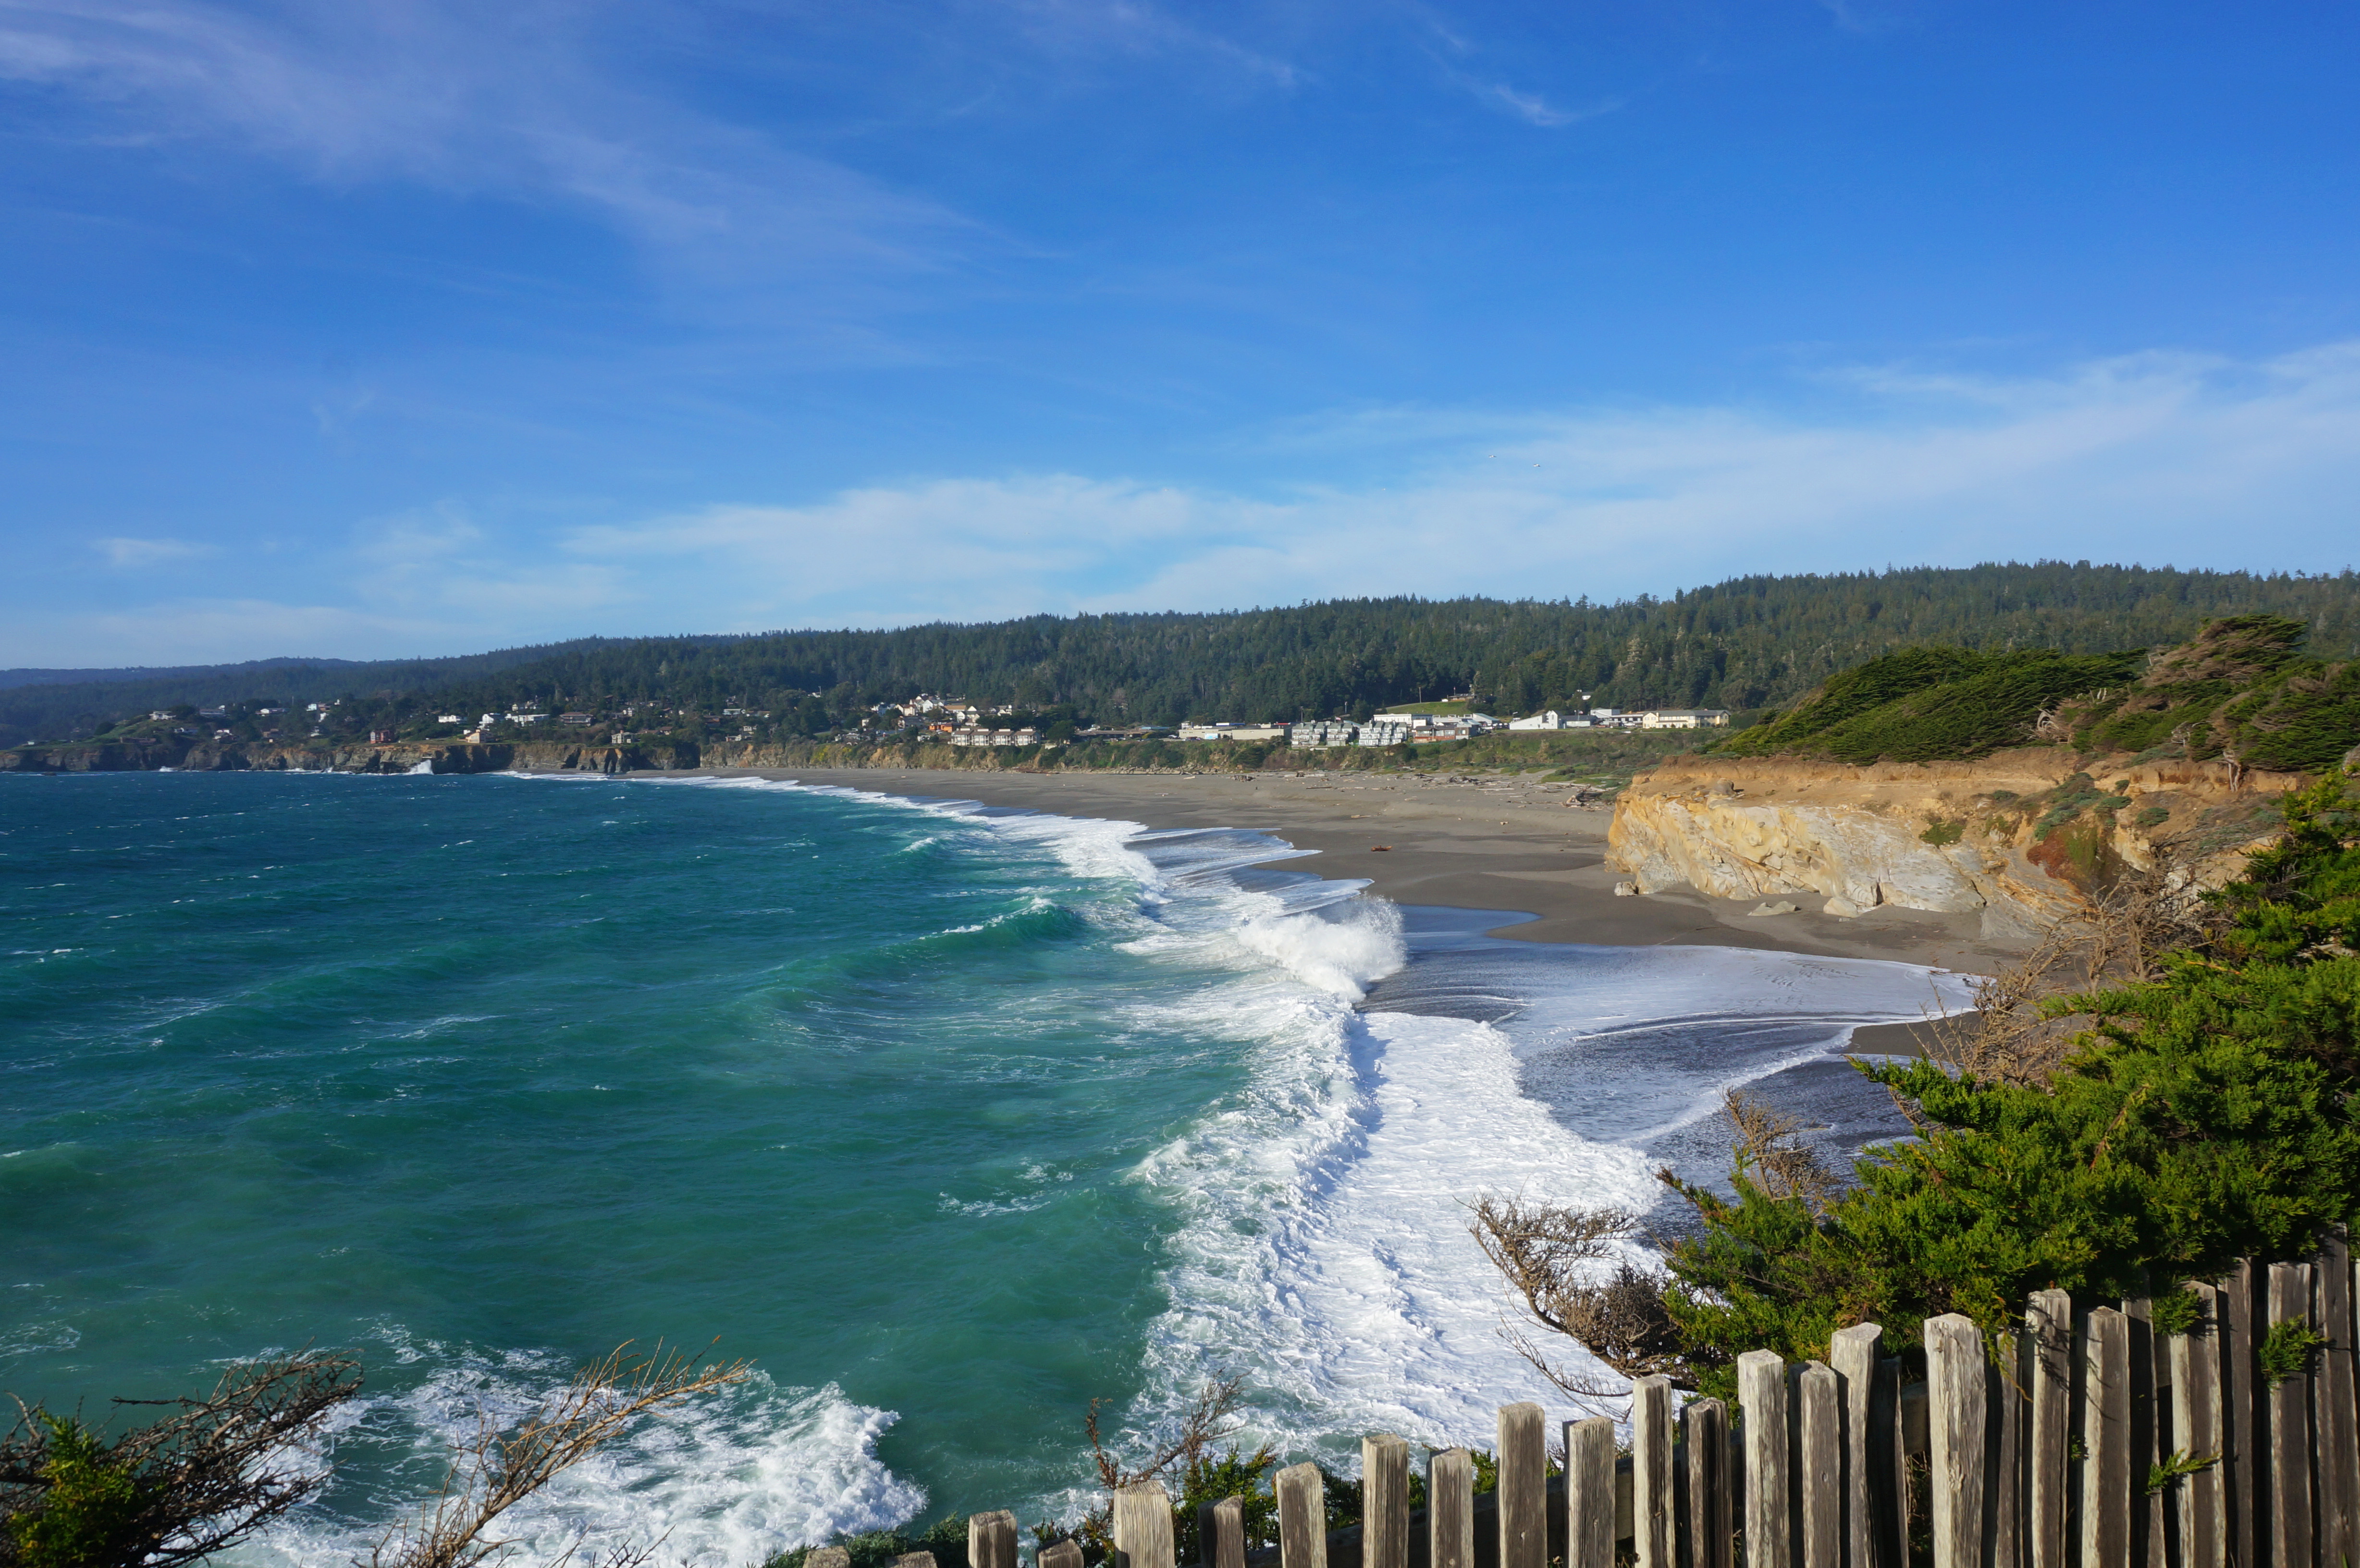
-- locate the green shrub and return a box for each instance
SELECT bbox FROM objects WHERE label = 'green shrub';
[1919,820,1964,846]
[2259,1319,2328,1387]
[1651,777,2360,1401]
[8,1415,151,1568]
[1727,648,2142,765]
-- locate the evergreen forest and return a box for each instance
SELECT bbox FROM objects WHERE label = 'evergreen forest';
[7,562,2359,747]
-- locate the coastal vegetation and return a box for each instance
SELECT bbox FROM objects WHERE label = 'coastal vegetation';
[1720,612,2360,772]
[1478,771,2360,1406]
[8,563,2359,750]
[0,1346,747,1568]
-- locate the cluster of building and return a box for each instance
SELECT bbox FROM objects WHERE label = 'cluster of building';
[1169,706,1731,749]
[1506,707,1732,731]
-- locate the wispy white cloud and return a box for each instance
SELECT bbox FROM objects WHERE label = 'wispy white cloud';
[562,340,2360,626]
[1482,81,1618,128]
[0,0,978,301]
[988,0,1304,87]
[18,341,2360,664]
[8,598,479,665]
[349,503,633,621]
[93,535,211,567]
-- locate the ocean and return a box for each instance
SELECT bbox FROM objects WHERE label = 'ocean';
[0,772,1974,1566]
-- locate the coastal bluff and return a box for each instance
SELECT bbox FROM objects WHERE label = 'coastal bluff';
[1606,748,2306,942]
[0,737,700,774]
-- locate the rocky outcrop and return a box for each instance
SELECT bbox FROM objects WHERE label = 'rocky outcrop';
[1608,749,2307,943]
[0,737,195,771]
[0,738,700,775]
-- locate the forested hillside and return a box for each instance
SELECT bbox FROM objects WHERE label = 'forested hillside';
[0,638,644,743]
[7,564,2358,746]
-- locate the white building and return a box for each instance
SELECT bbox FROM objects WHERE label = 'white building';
[1289,720,1361,748]
[1180,723,1289,742]
[1356,718,1414,746]
[1640,709,1733,730]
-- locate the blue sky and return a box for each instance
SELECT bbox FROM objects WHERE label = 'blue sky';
[3,1,2358,665]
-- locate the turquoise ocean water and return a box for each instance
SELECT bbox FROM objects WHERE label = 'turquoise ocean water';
[0,772,1973,1566]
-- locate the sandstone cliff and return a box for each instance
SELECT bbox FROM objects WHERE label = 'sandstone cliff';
[1607,748,2308,943]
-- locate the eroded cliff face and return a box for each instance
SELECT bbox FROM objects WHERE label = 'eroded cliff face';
[1607,749,2306,943]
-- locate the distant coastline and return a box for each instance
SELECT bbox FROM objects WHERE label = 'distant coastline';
[722,764,2012,985]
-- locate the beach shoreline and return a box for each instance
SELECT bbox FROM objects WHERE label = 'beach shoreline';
[625,764,2014,1052]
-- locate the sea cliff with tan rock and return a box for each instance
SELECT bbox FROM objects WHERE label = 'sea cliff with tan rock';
[1607,747,2306,943]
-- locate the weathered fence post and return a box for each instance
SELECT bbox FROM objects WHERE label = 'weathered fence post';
[1795,1362,1840,1568]
[1830,1324,1882,1568]
[1499,1401,1547,1568]
[1361,1435,1409,1568]
[2220,1260,2259,1568]
[2082,1305,2132,1568]
[808,1550,851,1568]
[1431,1447,1475,1568]
[2126,1296,2168,1568]
[1873,1357,1908,1568]
[1564,1420,1615,1568]
[968,1510,1018,1568]
[1276,1463,1326,1568]
[1987,1330,2023,1568]
[1039,1543,1084,1568]
[1740,1349,1794,1568]
[2317,1228,2359,1568]
[2025,1290,2072,1568]
[1116,1481,1175,1568]
[1200,1498,1245,1568]
[1680,1399,1731,1568]
[1923,1314,1988,1568]
[2268,1262,2315,1568]
[2170,1282,2225,1568]
[1630,1376,1673,1568]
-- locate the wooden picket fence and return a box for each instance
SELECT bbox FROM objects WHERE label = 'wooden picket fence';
[809,1233,2360,1568]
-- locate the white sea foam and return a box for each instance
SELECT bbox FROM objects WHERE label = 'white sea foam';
[244,1346,921,1568]
[585,772,1973,1498]
[1130,1005,1658,1460]
[1232,899,1405,1002]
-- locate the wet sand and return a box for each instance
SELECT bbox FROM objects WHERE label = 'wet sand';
[678,766,2016,1011]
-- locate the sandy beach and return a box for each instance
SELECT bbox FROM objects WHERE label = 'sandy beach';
[671,764,2013,1050]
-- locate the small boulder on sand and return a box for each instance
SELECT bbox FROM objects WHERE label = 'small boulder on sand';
[1747,900,1799,917]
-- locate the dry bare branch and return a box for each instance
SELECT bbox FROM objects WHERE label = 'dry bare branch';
[1721,1090,1842,1216]
[1467,1196,1694,1395]
[1902,858,2223,1089]
[367,1343,751,1568]
[0,1348,363,1568]
[1085,1374,1250,1494]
